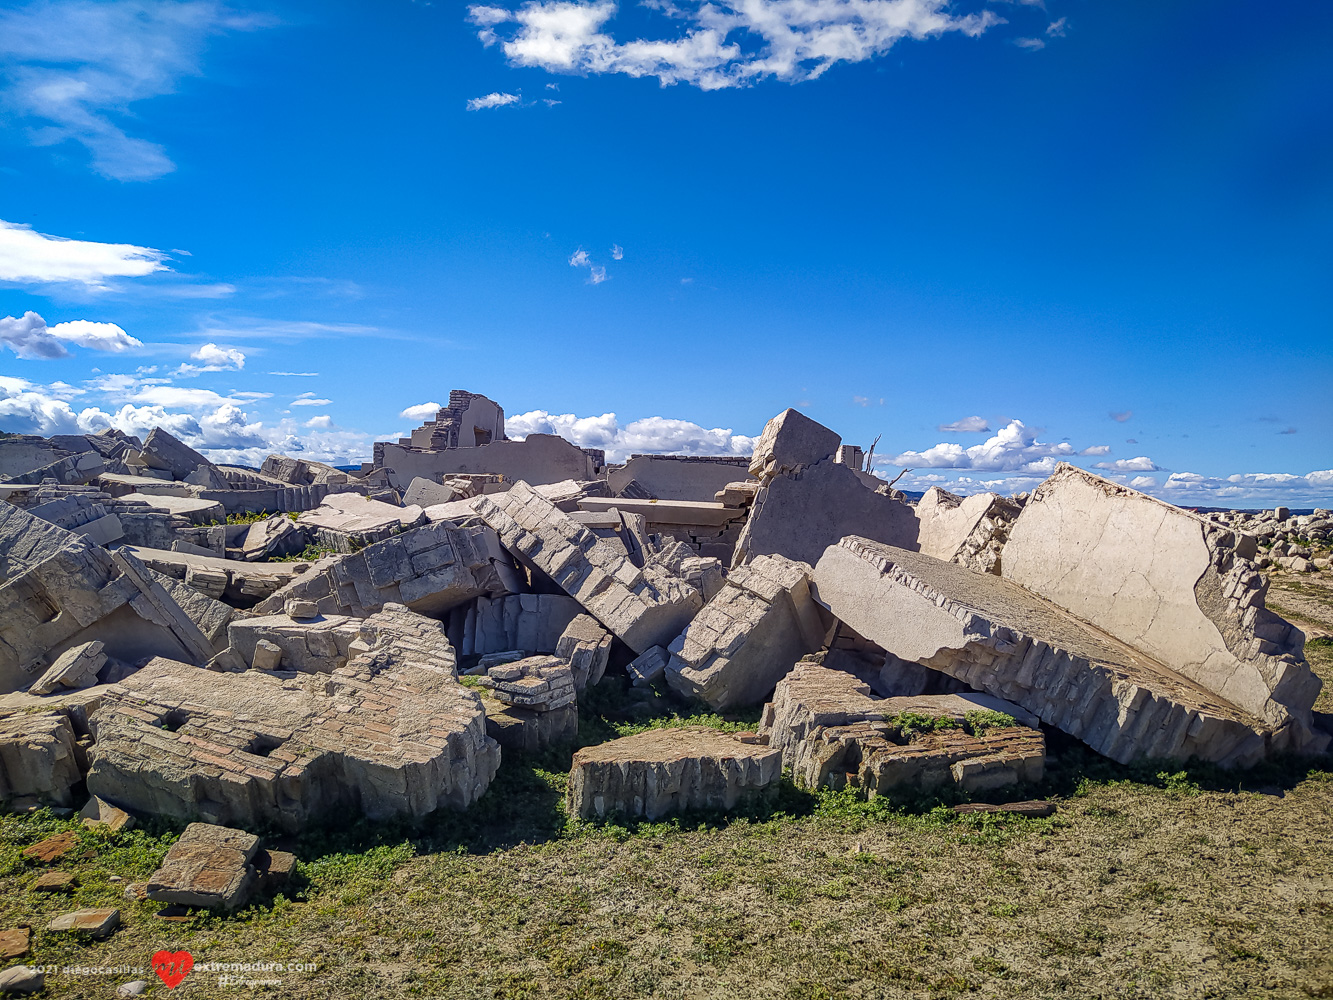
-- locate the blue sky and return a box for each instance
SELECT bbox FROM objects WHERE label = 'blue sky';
[0,0,1329,506]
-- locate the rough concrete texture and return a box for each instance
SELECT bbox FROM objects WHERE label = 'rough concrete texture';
[239,514,304,561]
[666,554,825,711]
[555,614,612,690]
[914,487,1023,575]
[567,727,782,820]
[813,536,1310,767]
[748,408,842,484]
[47,908,119,938]
[733,457,920,569]
[0,711,83,807]
[648,539,726,602]
[372,434,599,490]
[145,822,260,910]
[403,477,458,507]
[86,604,500,831]
[473,481,702,654]
[140,427,224,487]
[627,645,669,687]
[225,613,364,673]
[80,795,134,831]
[123,544,306,605]
[1001,464,1320,739]
[609,455,751,503]
[475,655,576,712]
[759,660,1044,794]
[535,479,612,512]
[298,493,426,552]
[255,521,518,619]
[28,641,106,695]
[483,697,578,753]
[459,594,584,658]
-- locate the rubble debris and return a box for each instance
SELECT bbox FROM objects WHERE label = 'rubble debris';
[748,408,843,484]
[1000,464,1321,740]
[261,454,352,487]
[577,496,750,562]
[473,481,702,653]
[256,848,296,892]
[86,605,500,831]
[914,486,1022,575]
[80,795,135,832]
[141,427,227,488]
[0,928,31,960]
[647,540,725,601]
[555,614,612,690]
[226,612,360,673]
[813,536,1310,767]
[627,645,669,687]
[402,477,458,507]
[535,478,612,512]
[146,822,261,910]
[0,965,42,994]
[22,830,79,863]
[666,554,825,710]
[475,655,576,712]
[458,594,584,658]
[255,521,517,618]
[237,513,305,562]
[30,870,75,892]
[567,727,782,820]
[0,713,82,807]
[123,544,307,605]
[608,454,751,503]
[47,907,119,938]
[759,660,1044,794]
[298,492,425,552]
[28,641,105,696]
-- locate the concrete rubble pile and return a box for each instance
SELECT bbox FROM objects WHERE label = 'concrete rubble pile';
[0,385,1326,836]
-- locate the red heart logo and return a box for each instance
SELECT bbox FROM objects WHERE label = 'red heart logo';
[152,950,193,989]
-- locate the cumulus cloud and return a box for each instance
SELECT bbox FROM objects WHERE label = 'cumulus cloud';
[0,219,169,287]
[1129,476,1157,489]
[569,247,611,284]
[588,265,608,284]
[884,419,1076,474]
[468,0,1001,90]
[0,311,142,358]
[506,409,757,463]
[467,91,521,110]
[400,401,441,422]
[175,342,244,375]
[0,0,271,181]
[569,248,591,267]
[937,416,990,433]
[1161,470,1333,506]
[304,414,333,428]
[1093,456,1160,472]
[1079,444,1111,456]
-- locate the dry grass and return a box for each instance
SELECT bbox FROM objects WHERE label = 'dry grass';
[4,585,1333,999]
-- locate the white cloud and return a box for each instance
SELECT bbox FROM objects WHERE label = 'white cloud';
[1046,16,1067,37]
[0,219,170,287]
[1078,444,1111,456]
[611,244,624,260]
[588,265,608,284]
[938,416,990,433]
[1,310,142,359]
[506,409,757,463]
[290,391,332,407]
[1014,36,1043,50]
[1129,476,1157,489]
[0,0,271,181]
[468,0,1001,91]
[304,414,333,428]
[48,319,142,352]
[1093,456,1160,472]
[467,91,522,110]
[400,401,441,422]
[1110,409,1133,422]
[885,419,1076,474]
[174,341,244,375]
[1161,470,1333,506]
[569,248,591,267]
[269,371,320,377]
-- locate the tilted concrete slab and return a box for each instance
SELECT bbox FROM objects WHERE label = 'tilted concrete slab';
[748,408,841,484]
[1000,464,1320,740]
[914,487,1022,575]
[86,605,500,831]
[813,537,1308,767]
[472,482,702,654]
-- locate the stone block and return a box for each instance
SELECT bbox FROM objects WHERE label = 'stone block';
[475,655,576,712]
[0,928,31,960]
[554,614,613,690]
[914,487,1022,575]
[0,713,83,808]
[627,645,669,687]
[483,700,578,753]
[28,642,106,696]
[80,795,135,832]
[146,823,260,910]
[47,908,119,938]
[748,408,841,484]
[0,965,42,994]
[567,727,782,820]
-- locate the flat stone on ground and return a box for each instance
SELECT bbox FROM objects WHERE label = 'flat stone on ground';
[30,871,75,893]
[22,831,78,863]
[0,928,30,960]
[47,907,119,938]
[145,822,260,910]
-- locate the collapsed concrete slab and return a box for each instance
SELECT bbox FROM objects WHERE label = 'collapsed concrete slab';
[124,545,308,605]
[474,654,575,712]
[86,605,500,831]
[298,493,426,551]
[555,614,612,690]
[28,641,106,695]
[458,594,584,658]
[914,487,1022,575]
[254,521,519,618]
[748,408,842,484]
[1000,464,1321,741]
[473,482,702,654]
[608,455,752,503]
[665,554,825,711]
[567,727,782,820]
[813,536,1309,767]
[0,711,83,808]
[759,660,1045,794]
[140,428,227,489]
[145,823,260,911]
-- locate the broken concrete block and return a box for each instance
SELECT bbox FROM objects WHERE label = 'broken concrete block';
[298,493,426,552]
[28,641,106,696]
[240,514,304,562]
[568,727,782,820]
[285,599,319,620]
[483,698,578,753]
[227,614,365,674]
[535,478,611,512]
[473,481,702,654]
[254,521,516,619]
[145,823,260,910]
[87,606,499,831]
[79,795,135,832]
[813,536,1302,767]
[255,847,296,892]
[460,594,584,658]
[555,614,612,690]
[0,965,42,994]
[475,655,575,712]
[140,428,224,487]
[47,908,119,938]
[733,457,920,568]
[914,487,1022,575]
[627,645,669,687]
[402,477,458,507]
[1000,464,1321,745]
[748,408,842,484]
[758,660,1044,795]
[252,639,283,671]
[0,712,83,808]
[665,554,824,711]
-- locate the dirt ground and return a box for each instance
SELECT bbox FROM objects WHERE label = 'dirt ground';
[3,581,1333,999]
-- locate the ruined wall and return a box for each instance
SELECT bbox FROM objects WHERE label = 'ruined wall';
[374,435,597,488]
[608,455,752,502]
